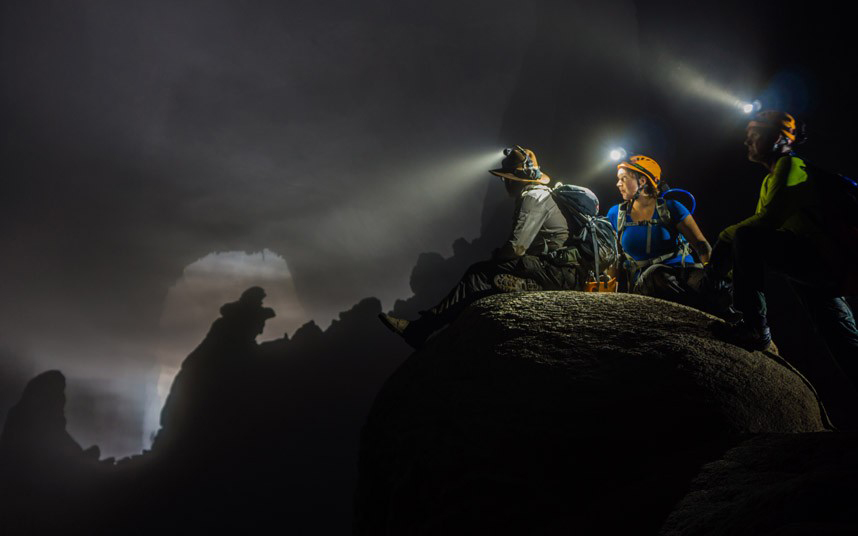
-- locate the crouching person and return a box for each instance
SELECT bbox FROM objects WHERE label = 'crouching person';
[710,111,858,374]
[379,145,582,348]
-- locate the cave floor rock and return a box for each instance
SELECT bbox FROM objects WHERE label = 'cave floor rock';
[356,291,830,535]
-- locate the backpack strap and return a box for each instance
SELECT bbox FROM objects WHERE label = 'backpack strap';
[619,199,671,256]
[655,198,672,228]
[616,201,630,241]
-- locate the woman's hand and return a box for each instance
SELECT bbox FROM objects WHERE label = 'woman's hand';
[677,215,711,264]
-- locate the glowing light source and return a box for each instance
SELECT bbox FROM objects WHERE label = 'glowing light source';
[740,100,761,114]
[609,148,627,161]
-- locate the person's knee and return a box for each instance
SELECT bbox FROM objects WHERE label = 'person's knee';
[733,227,797,259]
[685,267,706,291]
[813,299,858,337]
[732,226,768,251]
[634,266,666,294]
[465,260,497,276]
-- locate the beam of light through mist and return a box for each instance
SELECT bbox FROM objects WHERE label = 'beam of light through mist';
[666,61,759,115]
[15,337,158,459]
[312,147,505,259]
[574,143,630,185]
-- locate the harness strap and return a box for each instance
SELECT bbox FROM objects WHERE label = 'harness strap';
[646,223,652,254]
[618,198,700,278]
[625,250,677,270]
[623,250,703,280]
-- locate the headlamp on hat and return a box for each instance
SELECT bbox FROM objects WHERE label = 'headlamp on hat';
[489,145,551,184]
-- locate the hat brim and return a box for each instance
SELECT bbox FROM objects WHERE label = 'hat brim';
[489,169,551,184]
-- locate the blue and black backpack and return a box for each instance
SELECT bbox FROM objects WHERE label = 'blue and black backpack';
[550,184,619,279]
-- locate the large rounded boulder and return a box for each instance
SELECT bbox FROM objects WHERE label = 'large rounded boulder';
[355,292,829,535]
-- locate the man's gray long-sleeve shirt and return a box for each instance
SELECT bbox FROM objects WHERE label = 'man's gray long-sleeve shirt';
[497,184,569,258]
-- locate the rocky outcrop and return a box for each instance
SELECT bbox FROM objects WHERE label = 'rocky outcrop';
[0,288,408,535]
[152,286,275,452]
[355,291,830,535]
[660,432,858,535]
[0,371,99,464]
[0,371,106,534]
[112,289,406,535]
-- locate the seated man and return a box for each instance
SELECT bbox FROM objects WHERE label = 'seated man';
[379,145,581,348]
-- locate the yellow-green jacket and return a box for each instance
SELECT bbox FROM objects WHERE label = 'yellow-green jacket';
[719,155,831,255]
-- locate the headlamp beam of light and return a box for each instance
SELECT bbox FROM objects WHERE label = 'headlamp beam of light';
[669,62,762,115]
[574,146,628,184]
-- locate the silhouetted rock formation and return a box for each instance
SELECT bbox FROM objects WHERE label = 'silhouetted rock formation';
[0,371,106,535]
[152,286,275,452]
[106,288,406,535]
[0,287,407,535]
[0,371,98,462]
[355,292,830,535]
[661,432,858,535]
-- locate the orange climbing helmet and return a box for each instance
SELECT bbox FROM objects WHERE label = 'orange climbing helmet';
[617,154,662,190]
[490,145,551,184]
[748,110,798,142]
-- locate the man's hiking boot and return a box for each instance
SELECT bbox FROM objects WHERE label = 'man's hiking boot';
[378,313,436,349]
[700,275,743,324]
[493,274,542,292]
[711,320,773,352]
[707,303,744,325]
[378,313,409,335]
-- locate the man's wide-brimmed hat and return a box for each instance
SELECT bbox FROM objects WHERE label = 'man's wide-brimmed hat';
[489,145,551,184]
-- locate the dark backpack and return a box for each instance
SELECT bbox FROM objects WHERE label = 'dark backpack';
[800,157,858,225]
[550,184,619,277]
[797,155,858,295]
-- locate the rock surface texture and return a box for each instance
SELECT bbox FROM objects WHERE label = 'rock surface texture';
[355,291,830,535]
[661,432,858,536]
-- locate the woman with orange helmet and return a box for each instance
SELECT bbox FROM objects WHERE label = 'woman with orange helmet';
[606,154,713,306]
